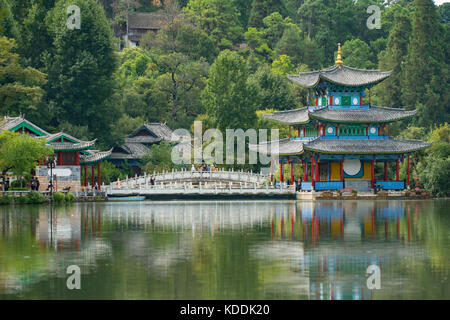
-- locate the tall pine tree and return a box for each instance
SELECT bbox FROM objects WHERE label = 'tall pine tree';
[401,0,449,126]
[248,0,287,28]
[375,5,412,108]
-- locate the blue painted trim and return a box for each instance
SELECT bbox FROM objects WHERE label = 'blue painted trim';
[375,181,405,190]
[325,125,335,136]
[315,181,344,190]
[301,182,312,191]
[328,105,370,110]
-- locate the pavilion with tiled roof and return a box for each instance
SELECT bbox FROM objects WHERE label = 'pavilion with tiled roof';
[0,116,112,191]
[110,122,180,173]
[250,44,432,192]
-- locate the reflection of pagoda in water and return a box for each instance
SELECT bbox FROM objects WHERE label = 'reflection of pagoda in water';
[268,201,422,300]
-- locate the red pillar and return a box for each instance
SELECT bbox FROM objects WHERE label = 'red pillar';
[384,162,388,181]
[290,161,294,185]
[91,165,95,188]
[98,162,101,190]
[84,164,87,187]
[303,127,306,137]
[270,159,273,183]
[315,158,319,182]
[280,162,284,183]
[297,127,300,137]
[289,126,291,138]
[58,151,63,166]
[75,151,80,166]
[371,159,375,189]
[340,160,344,182]
[304,162,308,182]
[311,158,315,189]
[407,155,410,188]
[396,160,399,181]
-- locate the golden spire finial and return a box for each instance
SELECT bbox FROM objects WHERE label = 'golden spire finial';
[335,43,343,69]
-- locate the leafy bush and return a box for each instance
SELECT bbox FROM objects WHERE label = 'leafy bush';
[26,191,48,204]
[0,195,12,205]
[14,191,48,204]
[53,192,66,203]
[65,193,75,202]
[351,189,358,194]
[9,187,29,191]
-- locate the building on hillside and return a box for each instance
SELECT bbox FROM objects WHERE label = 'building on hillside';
[0,116,112,191]
[250,44,432,192]
[126,12,164,47]
[110,122,179,173]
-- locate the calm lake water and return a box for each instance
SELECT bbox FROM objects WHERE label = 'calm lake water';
[0,199,449,300]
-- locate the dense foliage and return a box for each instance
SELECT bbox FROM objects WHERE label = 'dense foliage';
[0,0,448,194]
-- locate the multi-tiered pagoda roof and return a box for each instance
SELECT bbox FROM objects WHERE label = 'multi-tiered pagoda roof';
[250,44,432,191]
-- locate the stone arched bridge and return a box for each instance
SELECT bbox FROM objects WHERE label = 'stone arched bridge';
[111,169,269,189]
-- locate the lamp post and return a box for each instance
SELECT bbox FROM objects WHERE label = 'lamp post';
[46,156,56,197]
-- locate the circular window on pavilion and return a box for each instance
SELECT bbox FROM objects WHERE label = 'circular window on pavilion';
[334,97,340,105]
[326,126,334,135]
[369,126,377,135]
[343,159,362,176]
[353,97,359,105]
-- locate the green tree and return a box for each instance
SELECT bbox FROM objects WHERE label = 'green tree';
[0,0,17,38]
[184,0,243,49]
[140,5,217,63]
[44,0,120,144]
[0,37,46,118]
[142,141,177,172]
[248,0,287,28]
[15,0,55,69]
[153,52,209,127]
[341,38,375,69]
[375,6,412,108]
[249,65,297,111]
[202,50,259,131]
[244,12,294,64]
[401,0,449,126]
[0,131,54,184]
[416,124,450,197]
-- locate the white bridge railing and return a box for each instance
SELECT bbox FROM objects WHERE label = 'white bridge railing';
[110,169,269,190]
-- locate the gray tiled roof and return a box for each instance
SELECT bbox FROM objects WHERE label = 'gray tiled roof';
[251,138,431,156]
[304,138,432,154]
[125,136,162,144]
[80,149,113,164]
[46,131,96,151]
[287,65,392,88]
[129,122,179,142]
[262,106,416,124]
[112,122,179,161]
[310,106,417,123]
[49,140,96,151]
[110,143,151,160]
[0,116,49,136]
[249,138,307,155]
[46,131,81,143]
[128,12,164,30]
[262,107,309,124]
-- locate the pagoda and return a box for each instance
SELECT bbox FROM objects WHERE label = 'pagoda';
[251,44,431,192]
